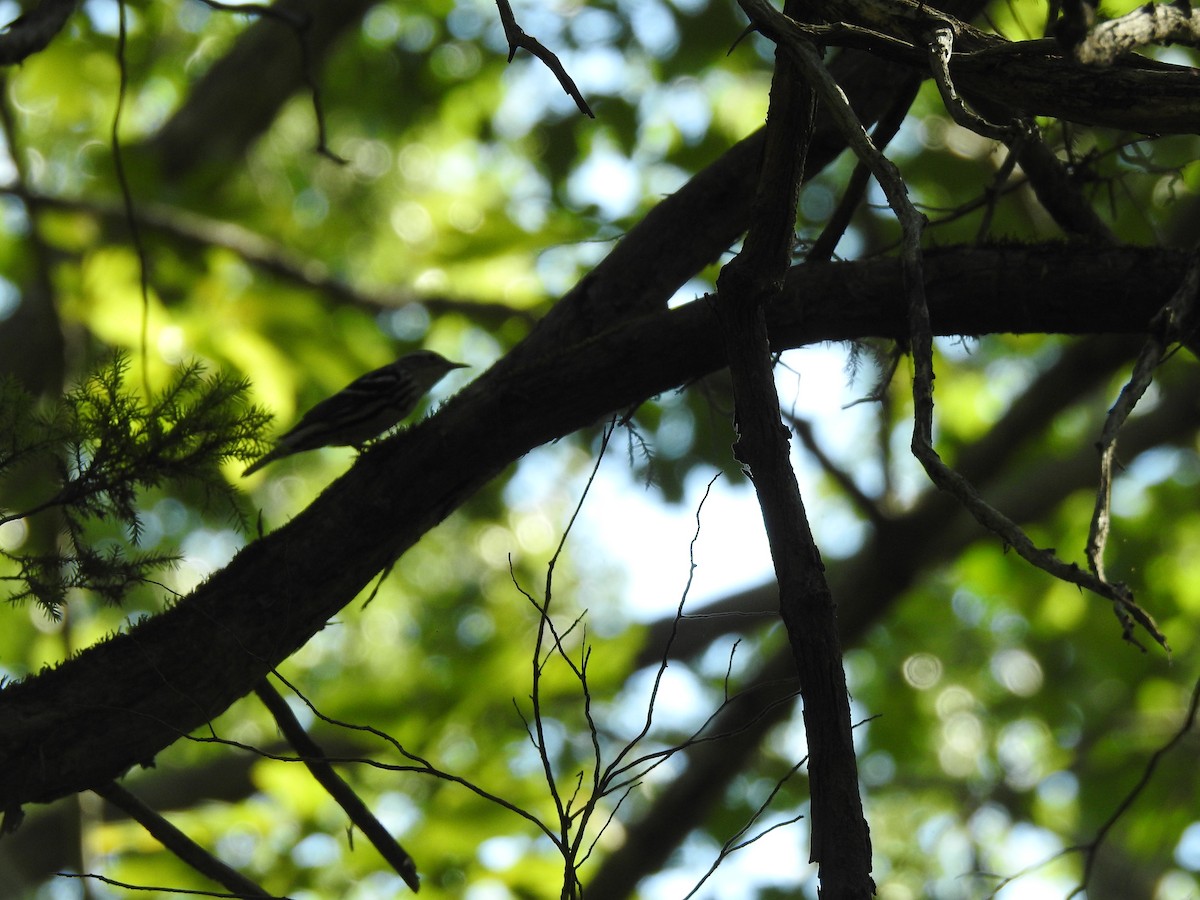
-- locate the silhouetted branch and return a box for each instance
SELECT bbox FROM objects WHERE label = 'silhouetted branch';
[1088,242,1200,582]
[93,781,273,898]
[493,0,594,117]
[0,0,75,65]
[0,188,539,329]
[254,679,420,892]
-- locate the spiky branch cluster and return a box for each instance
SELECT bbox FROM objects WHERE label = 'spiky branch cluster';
[0,354,269,615]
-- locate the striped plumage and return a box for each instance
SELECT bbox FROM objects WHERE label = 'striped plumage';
[242,350,466,476]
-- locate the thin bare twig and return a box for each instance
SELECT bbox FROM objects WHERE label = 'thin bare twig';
[534,423,611,824]
[254,679,420,892]
[92,781,274,898]
[257,668,559,841]
[508,461,797,893]
[493,0,594,117]
[110,0,153,393]
[504,421,615,896]
[787,414,887,528]
[684,759,806,899]
[57,871,265,898]
[195,0,345,162]
[807,72,920,264]
[611,472,721,768]
[602,680,804,793]
[1087,241,1200,582]
[723,638,742,703]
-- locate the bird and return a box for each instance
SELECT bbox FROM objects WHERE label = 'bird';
[242,350,467,476]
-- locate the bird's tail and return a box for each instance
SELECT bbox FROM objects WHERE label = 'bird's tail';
[242,445,288,477]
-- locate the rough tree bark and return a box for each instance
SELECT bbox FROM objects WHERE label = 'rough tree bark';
[1,246,1194,815]
[714,6,873,889]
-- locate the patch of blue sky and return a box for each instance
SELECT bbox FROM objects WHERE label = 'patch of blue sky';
[567,144,640,218]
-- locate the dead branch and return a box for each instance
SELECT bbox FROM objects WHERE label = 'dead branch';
[93,781,274,898]
[1088,242,1200,581]
[493,0,594,117]
[254,680,420,892]
[1074,2,1200,66]
[719,2,873,890]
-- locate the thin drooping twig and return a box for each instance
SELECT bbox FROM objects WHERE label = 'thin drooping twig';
[92,781,274,898]
[1087,242,1200,582]
[254,679,420,893]
[493,0,594,118]
[196,0,346,162]
[899,127,1166,645]
[927,25,1011,140]
[807,72,920,263]
[897,158,1164,644]
[110,0,153,393]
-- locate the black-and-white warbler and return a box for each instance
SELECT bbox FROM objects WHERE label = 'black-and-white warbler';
[242,350,467,476]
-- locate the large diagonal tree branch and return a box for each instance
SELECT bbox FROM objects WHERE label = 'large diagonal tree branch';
[0,0,968,815]
[513,39,922,353]
[785,0,1200,132]
[0,245,1194,815]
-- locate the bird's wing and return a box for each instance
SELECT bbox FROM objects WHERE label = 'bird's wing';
[280,367,406,451]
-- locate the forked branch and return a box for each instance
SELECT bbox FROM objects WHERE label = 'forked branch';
[739,0,1168,650]
[1088,243,1200,584]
